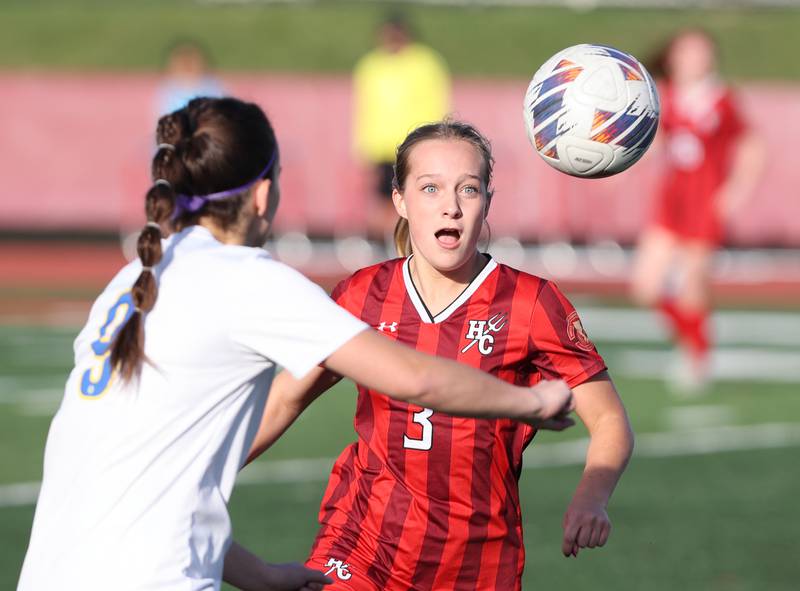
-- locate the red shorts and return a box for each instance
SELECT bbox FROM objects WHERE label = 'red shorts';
[653,187,723,246]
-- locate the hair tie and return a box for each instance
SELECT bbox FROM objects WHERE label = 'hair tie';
[141,266,153,273]
[134,306,143,314]
[145,221,161,231]
[171,150,277,221]
[157,143,175,151]
[154,179,171,189]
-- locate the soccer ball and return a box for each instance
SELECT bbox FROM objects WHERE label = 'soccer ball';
[523,44,660,178]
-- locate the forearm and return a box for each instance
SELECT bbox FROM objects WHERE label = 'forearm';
[246,368,340,465]
[324,330,558,423]
[223,541,271,591]
[719,132,765,209]
[413,355,541,420]
[574,414,634,507]
[245,396,307,465]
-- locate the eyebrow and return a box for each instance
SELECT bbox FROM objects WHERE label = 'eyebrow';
[415,173,482,182]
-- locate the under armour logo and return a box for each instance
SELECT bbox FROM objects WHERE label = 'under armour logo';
[324,557,352,581]
[462,312,508,355]
[377,321,398,333]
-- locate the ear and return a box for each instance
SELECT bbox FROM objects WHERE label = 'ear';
[253,178,272,217]
[391,187,408,220]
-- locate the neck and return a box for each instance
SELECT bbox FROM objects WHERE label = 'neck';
[197,218,247,245]
[409,251,487,316]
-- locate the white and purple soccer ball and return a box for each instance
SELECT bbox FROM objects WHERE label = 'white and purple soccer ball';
[523,44,660,178]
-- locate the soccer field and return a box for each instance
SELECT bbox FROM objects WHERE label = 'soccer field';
[1,317,799,590]
[1,1,799,80]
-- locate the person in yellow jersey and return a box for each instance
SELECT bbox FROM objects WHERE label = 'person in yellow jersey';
[353,13,451,241]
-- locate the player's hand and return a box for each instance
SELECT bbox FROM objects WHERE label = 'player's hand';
[561,497,611,558]
[714,183,748,221]
[259,562,333,591]
[528,379,575,431]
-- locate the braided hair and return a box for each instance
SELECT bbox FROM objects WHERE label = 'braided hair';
[111,97,278,381]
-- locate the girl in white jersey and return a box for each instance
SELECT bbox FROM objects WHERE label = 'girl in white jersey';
[18,97,574,591]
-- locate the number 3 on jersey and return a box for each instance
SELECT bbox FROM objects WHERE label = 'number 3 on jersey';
[403,408,434,451]
[80,290,135,398]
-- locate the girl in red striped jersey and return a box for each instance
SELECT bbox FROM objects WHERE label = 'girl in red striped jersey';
[244,121,634,590]
[631,29,764,392]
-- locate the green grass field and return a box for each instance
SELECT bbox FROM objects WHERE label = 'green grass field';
[1,319,799,590]
[1,1,799,80]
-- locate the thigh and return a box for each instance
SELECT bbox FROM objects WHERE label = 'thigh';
[630,226,679,305]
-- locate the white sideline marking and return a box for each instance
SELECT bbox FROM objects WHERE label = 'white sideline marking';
[0,482,41,508]
[4,423,800,509]
[618,348,800,382]
[579,307,800,347]
[667,405,735,431]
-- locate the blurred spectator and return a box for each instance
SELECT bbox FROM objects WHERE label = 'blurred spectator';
[155,40,224,117]
[631,28,764,392]
[352,13,451,241]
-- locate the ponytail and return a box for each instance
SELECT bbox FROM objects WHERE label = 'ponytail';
[110,98,277,383]
[110,120,185,381]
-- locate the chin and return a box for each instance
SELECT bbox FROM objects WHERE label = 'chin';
[421,245,475,273]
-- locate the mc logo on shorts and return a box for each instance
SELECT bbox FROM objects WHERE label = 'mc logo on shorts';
[324,557,352,581]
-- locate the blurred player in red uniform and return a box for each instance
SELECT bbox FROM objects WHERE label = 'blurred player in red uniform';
[246,121,634,589]
[632,29,764,391]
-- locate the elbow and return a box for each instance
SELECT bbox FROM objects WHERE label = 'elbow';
[621,419,635,465]
[407,367,436,407]
[400,361,439,407]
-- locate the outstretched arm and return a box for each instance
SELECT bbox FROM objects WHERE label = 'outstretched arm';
[247,327,578,464]
[223,541,332,591]
[322,329,574,425]
[561,371,634,558]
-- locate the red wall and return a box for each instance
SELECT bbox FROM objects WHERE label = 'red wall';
[1,73,797,245]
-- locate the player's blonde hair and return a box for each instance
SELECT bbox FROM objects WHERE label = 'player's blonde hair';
[392,120,494,257]
[111,97,278,382]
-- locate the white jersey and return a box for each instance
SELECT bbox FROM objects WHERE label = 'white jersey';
[18,226,367,591]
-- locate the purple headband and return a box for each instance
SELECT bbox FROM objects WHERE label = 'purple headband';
[171,151,277,220]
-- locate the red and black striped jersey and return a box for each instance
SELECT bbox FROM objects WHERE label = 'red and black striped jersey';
[309,256,606,590]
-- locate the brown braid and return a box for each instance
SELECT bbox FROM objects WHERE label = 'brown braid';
[110,98,278,383]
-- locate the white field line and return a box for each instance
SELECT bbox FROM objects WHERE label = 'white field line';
[579,307,800,347]
[4,422,800,509]
[617,348,800,383]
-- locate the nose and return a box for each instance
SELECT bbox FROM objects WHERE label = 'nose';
[442,192,462,219]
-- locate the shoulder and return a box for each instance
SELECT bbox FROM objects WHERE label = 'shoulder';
[407,43,445,61]
[494,262,549,296]
[332,258,404,303]
[354,49,386,75]
[239,250,321,291]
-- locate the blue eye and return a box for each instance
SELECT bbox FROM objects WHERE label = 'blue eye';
[423,185,437,194]
[462,185,479,195]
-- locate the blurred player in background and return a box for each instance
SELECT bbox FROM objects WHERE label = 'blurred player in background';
[352,12,451,243]
[155,40,224,117]
[632,28,764,392]
[246,121,634,590]
[18,98,574,591]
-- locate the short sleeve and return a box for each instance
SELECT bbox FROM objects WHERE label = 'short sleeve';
[529,281,606,388]
[230,258,368,379]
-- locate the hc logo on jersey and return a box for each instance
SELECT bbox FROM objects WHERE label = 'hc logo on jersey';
[324,557,352,581]
[462,312,508,355]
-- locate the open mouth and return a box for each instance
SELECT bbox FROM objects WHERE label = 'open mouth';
[435,228,461,248]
